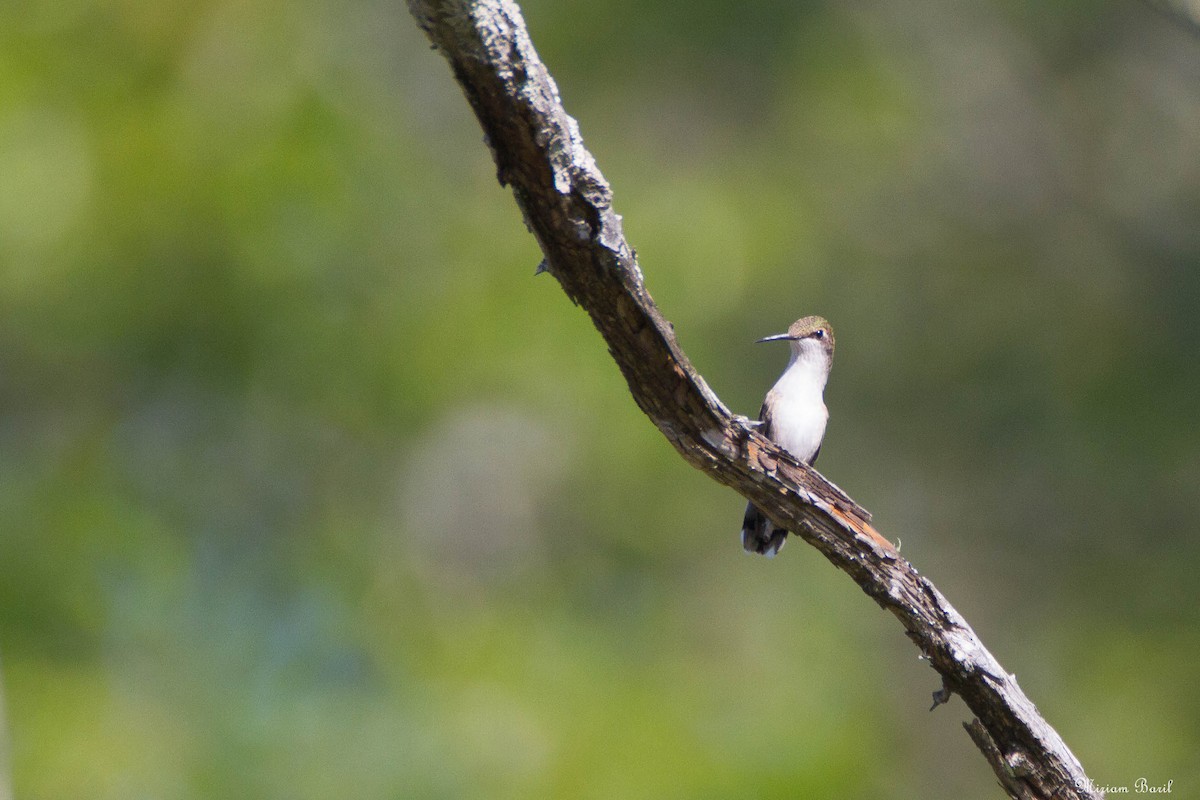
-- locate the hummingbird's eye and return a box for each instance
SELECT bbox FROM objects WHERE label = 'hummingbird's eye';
[813,329,825,339]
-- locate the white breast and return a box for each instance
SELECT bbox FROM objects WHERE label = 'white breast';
[766,344,829,463]
[770,393,827,463]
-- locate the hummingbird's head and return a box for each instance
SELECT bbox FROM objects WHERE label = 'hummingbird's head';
[757,316,835,362]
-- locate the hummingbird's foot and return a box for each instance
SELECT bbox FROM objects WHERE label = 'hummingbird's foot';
[732,414,764,429]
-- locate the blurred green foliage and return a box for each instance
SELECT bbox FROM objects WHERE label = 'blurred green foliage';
[2,0,1199,797]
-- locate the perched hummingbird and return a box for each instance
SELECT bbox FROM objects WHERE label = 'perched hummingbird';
[740,316,835,557]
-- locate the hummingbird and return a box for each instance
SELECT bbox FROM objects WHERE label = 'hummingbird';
[740,315,835,557]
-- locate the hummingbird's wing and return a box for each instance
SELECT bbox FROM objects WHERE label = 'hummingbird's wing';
[740,396,787,557]
[756,396,773,438]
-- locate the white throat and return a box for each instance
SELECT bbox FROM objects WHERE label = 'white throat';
[778,341,829,399]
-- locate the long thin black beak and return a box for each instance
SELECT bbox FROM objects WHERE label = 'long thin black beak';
[756,333,794,343]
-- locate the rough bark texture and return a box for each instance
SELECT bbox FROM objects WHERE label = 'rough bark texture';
[406,2,1102,798]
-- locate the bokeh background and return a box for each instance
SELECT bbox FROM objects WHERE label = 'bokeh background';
[2,0,1199,797]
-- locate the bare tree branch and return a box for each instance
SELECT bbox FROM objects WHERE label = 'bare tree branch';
[406,2,1102,797]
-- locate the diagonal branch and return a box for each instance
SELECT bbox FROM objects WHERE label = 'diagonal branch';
[406,2,1102,798]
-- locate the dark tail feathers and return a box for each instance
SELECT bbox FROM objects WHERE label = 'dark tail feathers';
[740,501,787,557]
